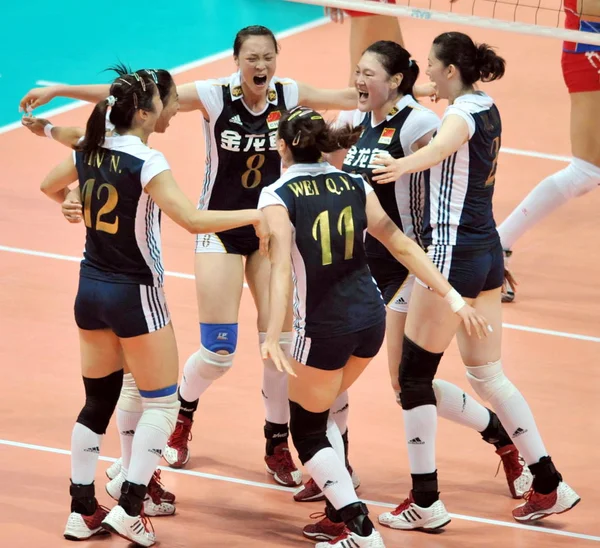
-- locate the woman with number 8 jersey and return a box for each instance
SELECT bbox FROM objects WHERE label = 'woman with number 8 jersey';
[19,25,365,483]
[39,72,269,546]
[372,32,579,529]
[258,106,489,548]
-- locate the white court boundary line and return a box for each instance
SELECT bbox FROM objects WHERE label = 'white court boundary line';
[1,244,599,344]
[0,17,572,164]
[0,438,598,543]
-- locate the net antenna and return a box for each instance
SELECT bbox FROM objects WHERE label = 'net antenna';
[284,0,600,45]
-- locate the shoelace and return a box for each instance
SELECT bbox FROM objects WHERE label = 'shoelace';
[495,450,525,480]
[169,420,192,451]
[391,497,412,516]
[308,511,327,521]
[272,447,296,470]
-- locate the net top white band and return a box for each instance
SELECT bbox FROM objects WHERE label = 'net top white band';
[285,0,600,46]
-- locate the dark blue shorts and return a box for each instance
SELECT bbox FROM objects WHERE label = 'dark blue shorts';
[74,276,170,338]
[421,242,504,299]
[292,321,386,371]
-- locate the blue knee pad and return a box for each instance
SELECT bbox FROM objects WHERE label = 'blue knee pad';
[200,323,238,354]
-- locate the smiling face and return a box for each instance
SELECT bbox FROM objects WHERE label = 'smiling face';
[354,51,400,113]
[154,83,179,133]
[235,35,277,97]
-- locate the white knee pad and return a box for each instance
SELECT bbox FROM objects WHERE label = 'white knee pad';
[139,392,181,437]
[194,345,235,381]
[117,373,143,413]
[466,360,517,404]
[555,158,600,199]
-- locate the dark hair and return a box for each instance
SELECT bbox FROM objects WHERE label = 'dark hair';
[432,32,505,86]
[107,63,175,106]
[364,41,419,97]
[278,107,362,164]
[233,25,280,57]
[77,71,157,153]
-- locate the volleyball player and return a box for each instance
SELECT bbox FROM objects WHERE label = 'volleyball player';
[23,67,181,518]
[295,41,532,526]
[372,32,580,528]
[39,72,269,546]
[258,105,488,548]
[20,25,381,486]
[497,0,600,302]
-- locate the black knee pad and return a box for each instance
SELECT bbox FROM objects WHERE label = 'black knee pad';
[77,369,124,435]
[289,400,330,465]
[398,336,442,410]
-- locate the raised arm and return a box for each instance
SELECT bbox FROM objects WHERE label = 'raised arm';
[22,116,84,148]
[372,114,469,184]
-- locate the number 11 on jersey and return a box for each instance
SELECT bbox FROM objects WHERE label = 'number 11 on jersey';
[312,206,355,266]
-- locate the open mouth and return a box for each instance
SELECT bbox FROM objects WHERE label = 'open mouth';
[254,75,268,86]
[358,91,369,101]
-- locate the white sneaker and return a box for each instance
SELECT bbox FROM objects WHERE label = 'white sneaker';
[378,493,450,531]
[315,529,386,547]
[101,504,156,547]
[106,458,122,480]
[513,482,581,522]
[63,505,109,540]
[106,471,175,516]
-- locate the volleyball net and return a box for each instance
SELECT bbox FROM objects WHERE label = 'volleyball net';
[284,0,600,45]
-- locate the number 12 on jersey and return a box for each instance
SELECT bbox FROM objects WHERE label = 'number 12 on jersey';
[312,206,355,266]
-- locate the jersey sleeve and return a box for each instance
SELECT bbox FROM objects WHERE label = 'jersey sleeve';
[363,180,375,196]
[141,150,171,188]
[443,104,476,139]
[278,78,299,109]
[258,186,288,210]
[399,109,440,153]
[195,79,226,119]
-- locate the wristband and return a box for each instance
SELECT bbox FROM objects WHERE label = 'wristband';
[44,123,55,140]
[444,288,465,313]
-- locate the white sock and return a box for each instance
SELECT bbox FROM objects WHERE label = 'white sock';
[433,379,490,432]
[116,373,143,475]
[326,417,345,464]
[498,159,600,250]
[127,394,178,487]
[117,408,142,475]
[71,423,102,485]
[403,405,437,474]
[330,391,349,435]
[467,364,548,465]
[304,447,359,510]
[260,332,292,425]
[492,392,548,465]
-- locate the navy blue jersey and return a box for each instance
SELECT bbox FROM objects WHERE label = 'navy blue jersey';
[258,162,385,338]
[339,96,439,256]
[195,72,299,242]
[73,134,170,286]
[422,92,501,250]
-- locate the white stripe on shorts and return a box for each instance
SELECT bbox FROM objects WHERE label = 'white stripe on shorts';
[292,331,312,365]
[139,285,170,334]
